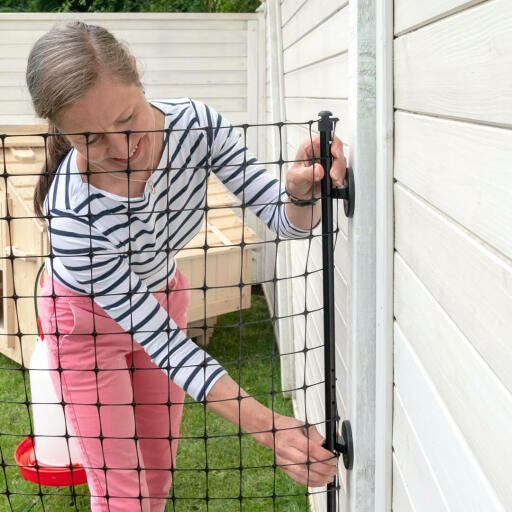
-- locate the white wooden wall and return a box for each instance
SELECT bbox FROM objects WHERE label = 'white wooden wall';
[393,1,512,511]
[0,12,259,129]
[263,2,352,511]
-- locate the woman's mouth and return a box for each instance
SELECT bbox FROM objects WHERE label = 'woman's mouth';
[113,139,142,164]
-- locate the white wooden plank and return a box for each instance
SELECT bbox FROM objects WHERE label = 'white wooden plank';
[146,84,246,99]
[394,0,512,126]
[392,456,415,512]
[282,0,347,49]
[334,267,348,330]
[0,116,40,125]
[0,57,248,74]
[0,29,247,45]
[395,112,512,260]
[0,100,41,117]
[393,390,450,512]
[141,70,246,86]
[394,322,506,512]
[140,57,248,72]
[284,53,349,99]
[285,98,350,144]
[0,13,257,22]
[395,185,512,394]
[0,18,249,31]
[394,0,487,35]
[4,42,247,60]
[335,302,348,368]
[394,252,512,507]
[280,0,307,27]
[283,6,349,73]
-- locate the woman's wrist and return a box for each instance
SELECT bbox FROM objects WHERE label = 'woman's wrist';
[285,200,322,231]
[204,373,276,447]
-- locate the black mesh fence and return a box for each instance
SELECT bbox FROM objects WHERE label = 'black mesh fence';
[0,115,347,512]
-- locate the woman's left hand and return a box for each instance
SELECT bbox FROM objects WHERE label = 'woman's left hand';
[285,135,346,200]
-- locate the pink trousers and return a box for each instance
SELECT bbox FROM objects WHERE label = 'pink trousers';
[38,270,189,512]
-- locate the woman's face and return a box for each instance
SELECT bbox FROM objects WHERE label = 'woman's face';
[56,77,159,173]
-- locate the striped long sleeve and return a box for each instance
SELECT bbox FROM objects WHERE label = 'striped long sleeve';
[44,98,310,403]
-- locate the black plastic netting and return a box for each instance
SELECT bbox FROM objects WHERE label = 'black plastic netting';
[0,116,342,512]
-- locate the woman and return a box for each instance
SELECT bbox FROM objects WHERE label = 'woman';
[28,21,346,512]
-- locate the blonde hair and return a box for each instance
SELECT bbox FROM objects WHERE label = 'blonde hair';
[26,21,142,217]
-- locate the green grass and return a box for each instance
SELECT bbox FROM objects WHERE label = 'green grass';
[0,290,310,511]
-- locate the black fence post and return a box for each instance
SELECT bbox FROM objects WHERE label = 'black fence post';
[318,111,354,512]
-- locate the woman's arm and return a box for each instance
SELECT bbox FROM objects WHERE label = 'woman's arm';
[205,373,338,488]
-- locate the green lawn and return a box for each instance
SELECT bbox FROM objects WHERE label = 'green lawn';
[0,290,310,511]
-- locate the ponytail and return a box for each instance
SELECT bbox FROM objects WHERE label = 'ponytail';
[33,122,71,218]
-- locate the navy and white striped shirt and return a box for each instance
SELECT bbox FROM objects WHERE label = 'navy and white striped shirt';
[44,98,308,402]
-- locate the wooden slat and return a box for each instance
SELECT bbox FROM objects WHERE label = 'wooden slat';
[139,57,247,71]
[141,70,246,86]
[0,29,247,45]
[394,252,512,507]
[284,53,349,99]
[0,19,250,31]
[393,390,450,512]
[394,0,487,35]
[140,84,246,99]
[283,6,348,74]
[395,112,512,259]
[285,98,350,144]
[394,322,506,511]
[282,0,346,49]
[394,0,512,126]
[0,12,257,23]
[392,456,415,512]
[395,184,512,394]
[335,302,347,368]
[280,0,307,27]
[3,42,247,60]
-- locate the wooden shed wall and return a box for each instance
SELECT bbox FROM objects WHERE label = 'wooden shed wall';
[392,1,512,510]
[0,12,258,129]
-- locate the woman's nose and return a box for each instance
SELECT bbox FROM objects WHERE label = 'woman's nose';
[107,132,132,159]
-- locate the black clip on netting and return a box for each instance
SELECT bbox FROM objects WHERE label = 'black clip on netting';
[318,111,354,512]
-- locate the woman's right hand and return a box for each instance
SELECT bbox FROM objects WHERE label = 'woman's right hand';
[253,413,338,488]
[206,374,338,487]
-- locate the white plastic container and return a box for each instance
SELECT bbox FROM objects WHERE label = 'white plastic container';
[29,337,83,466]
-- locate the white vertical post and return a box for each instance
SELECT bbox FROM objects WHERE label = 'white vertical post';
[375,0,394,510]
[348,0,377,511]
